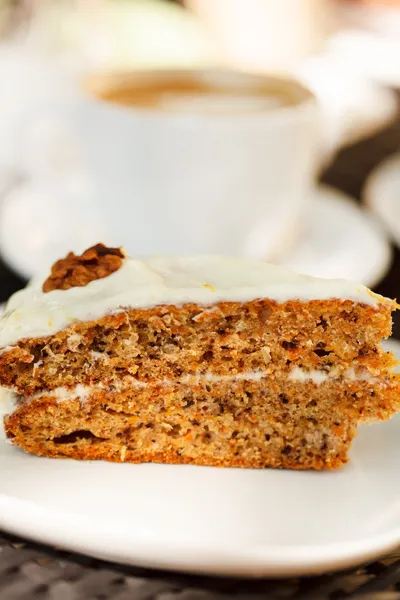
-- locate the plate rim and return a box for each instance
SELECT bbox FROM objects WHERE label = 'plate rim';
[1,490,400,578]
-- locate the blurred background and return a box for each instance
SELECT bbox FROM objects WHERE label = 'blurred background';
[0,0,398,336]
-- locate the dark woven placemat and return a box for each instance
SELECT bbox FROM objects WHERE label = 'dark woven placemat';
[1,532,400,600]
[1,95,400,599]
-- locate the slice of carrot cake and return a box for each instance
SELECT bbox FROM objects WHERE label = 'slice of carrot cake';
[1,244,399,470]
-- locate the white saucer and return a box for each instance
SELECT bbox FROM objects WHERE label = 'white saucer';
[1,340,399,577]
[0,184,391,289]
[279,185,391,288]
[364,153,400,249]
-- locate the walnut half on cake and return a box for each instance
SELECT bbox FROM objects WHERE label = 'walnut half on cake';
[1,245,399,470]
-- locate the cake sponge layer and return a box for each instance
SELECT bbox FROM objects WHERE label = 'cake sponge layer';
[5,375,400,470]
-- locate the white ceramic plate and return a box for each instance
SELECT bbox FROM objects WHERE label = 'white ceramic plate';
[0,341,400,578]
[279,185,391,288]
[0,185,392,291]
[364,153,400,250]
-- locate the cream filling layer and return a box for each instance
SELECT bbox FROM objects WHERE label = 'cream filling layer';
[6,367,384,409]
[288,366,379,384]
[0,255,390,348]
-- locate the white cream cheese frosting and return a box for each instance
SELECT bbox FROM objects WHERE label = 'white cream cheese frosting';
[0,255,390,348]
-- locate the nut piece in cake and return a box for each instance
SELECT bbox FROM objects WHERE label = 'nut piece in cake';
[42,243,125,292]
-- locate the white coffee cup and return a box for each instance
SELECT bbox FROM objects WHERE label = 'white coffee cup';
[1,69,320,273]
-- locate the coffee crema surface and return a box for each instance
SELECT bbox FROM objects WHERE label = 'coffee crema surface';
[85,71,308,113]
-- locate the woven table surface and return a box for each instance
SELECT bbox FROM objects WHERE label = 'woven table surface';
[1,99,400,599]
[1,532,400,600]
